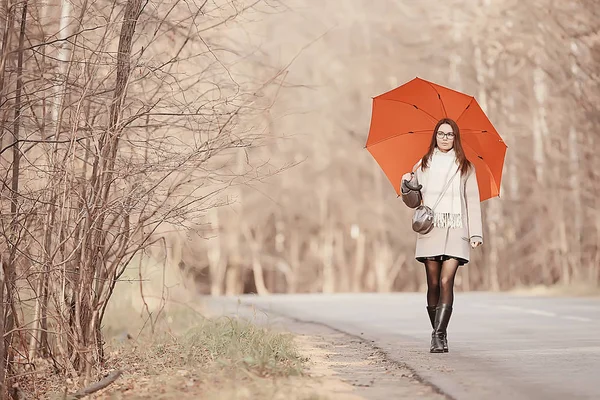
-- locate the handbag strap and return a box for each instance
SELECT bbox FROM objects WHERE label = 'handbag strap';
[411,159,422,173]
[412,158,458,209]
[431,169,459,210]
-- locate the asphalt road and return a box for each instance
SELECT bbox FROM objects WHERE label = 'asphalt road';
[207,292,600,400]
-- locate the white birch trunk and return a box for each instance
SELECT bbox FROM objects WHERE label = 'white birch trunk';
[450,11,468,290]
[288,230,300,293]
[352,231,366,292]
[207,208,225,296]
[27,0,53,363]
[569,41,583,281]
[321,217,335,293]
[242,225,269,295]
[449,8,463,92]
[504,94,519,198]
[532,65,548,182]
[225,148,246,295]
[334,229,350,292]
[51,0,73,137]
[474,38,500,291]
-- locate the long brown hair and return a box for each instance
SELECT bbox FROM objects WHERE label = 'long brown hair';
[421,118,471,175]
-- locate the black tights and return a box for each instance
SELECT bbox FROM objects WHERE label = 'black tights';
[425,259,460,307]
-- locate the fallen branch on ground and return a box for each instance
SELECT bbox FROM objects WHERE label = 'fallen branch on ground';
[70,370,123,399]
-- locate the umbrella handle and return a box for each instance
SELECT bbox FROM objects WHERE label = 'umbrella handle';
[403,180,422,191]
[402,173,422,192]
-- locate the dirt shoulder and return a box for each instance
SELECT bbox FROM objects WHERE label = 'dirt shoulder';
[266,316,448,400]
[42,300,447,399]
[202,300,448,400]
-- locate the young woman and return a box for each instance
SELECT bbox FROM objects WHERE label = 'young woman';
[401,118,483,353]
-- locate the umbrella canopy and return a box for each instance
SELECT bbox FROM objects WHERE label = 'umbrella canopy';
[366,77,507,201]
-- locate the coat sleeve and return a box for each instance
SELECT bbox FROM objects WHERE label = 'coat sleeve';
[466,167,483,242]
[413,161,423,185]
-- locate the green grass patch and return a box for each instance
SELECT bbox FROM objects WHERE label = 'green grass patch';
[109,315,306,380]
[181,317,305,377]
[44,314,309,399]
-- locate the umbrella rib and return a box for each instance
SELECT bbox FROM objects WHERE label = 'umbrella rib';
[456,97,475,123]
[380,98,439,123]
[462,141,500,198]
[366,129,432,148]
[424,80,448,118]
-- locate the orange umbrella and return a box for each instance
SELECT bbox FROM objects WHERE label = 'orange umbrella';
[366,77,507,201]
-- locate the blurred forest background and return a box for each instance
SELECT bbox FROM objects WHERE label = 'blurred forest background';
[0,0,599,390]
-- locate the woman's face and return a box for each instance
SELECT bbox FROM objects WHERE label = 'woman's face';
[436,123,455,152]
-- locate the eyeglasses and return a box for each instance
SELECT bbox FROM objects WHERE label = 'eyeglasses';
[436,131,455,140]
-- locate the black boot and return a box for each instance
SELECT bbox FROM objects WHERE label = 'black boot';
[442,332,449,353]
[426,306,436,329]
[427,306,448,353]
[427,305,448,352]
[430,304,452,353]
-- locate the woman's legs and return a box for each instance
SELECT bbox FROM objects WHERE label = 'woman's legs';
[431,258,460,353]
[424,259,442,307]
[439,258,460,305]
[424,260,442,343]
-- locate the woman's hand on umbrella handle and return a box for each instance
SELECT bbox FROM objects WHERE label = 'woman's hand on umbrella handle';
[402,172,412,182]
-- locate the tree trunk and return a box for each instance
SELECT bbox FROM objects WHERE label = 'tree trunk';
[51,0,73,137]
[318,187,335,293]
[242,225,269,295]
[449,13,468,290]
[321,222,335,293]
[567,126,582,282]
[9,0,25,226]
[28,0,53,362]
[474,39,500,291]
[81,0,143,377]
[532,61,548,183]
[225,148,245,296]
[352,231,366,292]
[2,2,27,393]
[288,229,300,293]
[0,0,15,154]
[0,254,6,399]
[334,229,349,292]
[207,208,225,296]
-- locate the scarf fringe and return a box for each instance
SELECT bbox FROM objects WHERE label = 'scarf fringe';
[434,212,463,229]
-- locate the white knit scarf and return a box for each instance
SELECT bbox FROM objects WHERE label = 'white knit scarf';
[419,148,463,229]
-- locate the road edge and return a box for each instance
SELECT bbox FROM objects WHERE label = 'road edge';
[203,297,454,400]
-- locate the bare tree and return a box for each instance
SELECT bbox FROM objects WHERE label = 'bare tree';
[1,0,599,395]
[0,0,286,393]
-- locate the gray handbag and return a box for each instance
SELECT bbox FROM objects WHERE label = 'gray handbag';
[412,171,458,234]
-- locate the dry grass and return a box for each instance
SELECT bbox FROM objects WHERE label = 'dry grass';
[181,317,306,377]
[37,305,320,399]
[105,316,306,379]
[20,261,327,399]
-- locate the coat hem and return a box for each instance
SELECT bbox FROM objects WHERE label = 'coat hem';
[415,254,469,266]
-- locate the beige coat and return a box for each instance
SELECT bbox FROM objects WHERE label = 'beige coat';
[413,165,483,264]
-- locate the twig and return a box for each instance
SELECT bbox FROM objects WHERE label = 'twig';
[0,137,86,156]
[70,370,123,399]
